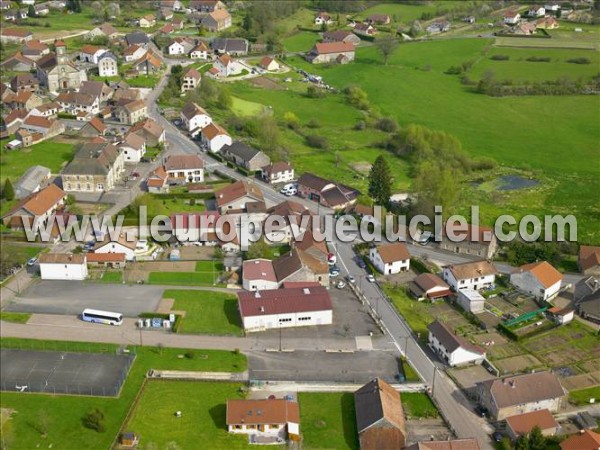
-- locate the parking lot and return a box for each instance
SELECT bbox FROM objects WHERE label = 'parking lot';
[4,281,164,317]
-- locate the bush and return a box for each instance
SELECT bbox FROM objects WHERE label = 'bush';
[445,65,463,75]
[526,56,551,62]
[305,135,328,149]
[354,120,366,130]
[376,117,399,133]
[567,57,590,64]
[83,408,106,433]
[306,118,321,129]
[184,351,195,359]
[490,54,509,61]
[306,85,326,98]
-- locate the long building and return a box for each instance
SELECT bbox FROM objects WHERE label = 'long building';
[237,286,333,332]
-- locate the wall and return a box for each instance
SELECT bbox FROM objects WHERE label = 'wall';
[40,263,88,280]
[242,309,332,332]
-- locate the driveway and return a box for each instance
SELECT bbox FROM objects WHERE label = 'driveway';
[4,281,164,317]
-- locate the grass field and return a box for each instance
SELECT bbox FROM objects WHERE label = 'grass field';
[126,381,251,450]
[165,289,242,335]
[0,244,45,280]
[283,30,320,53]
[261,37,599,242]
[126,75,161,88]
[383,284,433,341]
[0,338,246,450]
[148,271,221,286]
[0,312,31,324]
[0,141,74,183]
[121,193,206,225]
[231,96,265,116]
[299,393,359,450]
[569,386,600,406]
[402,393,439,418]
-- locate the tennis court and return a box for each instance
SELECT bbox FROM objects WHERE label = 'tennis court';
[0,349,135,397]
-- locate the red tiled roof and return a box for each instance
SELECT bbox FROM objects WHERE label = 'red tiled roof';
[313,41,355,54]
[86,252,126,263]
[243,259,277,282]
[226,399,299,426]
[514,261,563,288]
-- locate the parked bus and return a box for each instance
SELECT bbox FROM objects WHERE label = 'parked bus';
[81,309,123,326]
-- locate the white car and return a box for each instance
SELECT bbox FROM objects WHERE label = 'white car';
[347,275,356,284]
[336,281,346,289]
[284,188,297,196]
[27,257,38,267]
[367,274,376,283]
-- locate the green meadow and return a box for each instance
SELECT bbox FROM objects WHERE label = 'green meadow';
[227,37,598,241]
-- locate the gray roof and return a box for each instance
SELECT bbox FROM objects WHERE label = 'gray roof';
[98,51,117,62]
[428,320,484,355]
[14,165,51,199]
[125,32,149,46]
[354,378,405,434]
[211,38,248,53]
[273,250,303,282]
[62,142,119,176]
[222,141,262,163]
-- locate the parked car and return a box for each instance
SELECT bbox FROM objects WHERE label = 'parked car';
[367,274,376,283]
[336,281,346,289]
[347,275,355,284]
[284,188,297,197]
[26,257,38,267]
[492,432,503,442]
[357,259,366,269]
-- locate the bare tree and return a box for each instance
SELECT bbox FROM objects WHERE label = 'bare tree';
[375,35,399,65]
[106,2,120,18]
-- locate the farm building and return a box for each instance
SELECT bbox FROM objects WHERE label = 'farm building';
[306,42,355,64]
[427,320,486,367]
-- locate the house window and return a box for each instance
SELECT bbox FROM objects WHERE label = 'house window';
[234,425,241,429]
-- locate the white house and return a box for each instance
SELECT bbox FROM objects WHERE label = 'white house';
[443,260,498,292]
[201,123,232,152]
[544,3,561,12]
[528,5,546,16]
[189,42,209,59]
[180,101,212,137]
[504,11,521,24]
[213,54,241,77]
[39,253,88,281]
[314,11,333,25]
[242,259,278,291]
[260,162,294,184]
[93,234,137,261]
[79,45,107,64]
[118,133,146,163]
[369,242,410,275]
[547,306,574,325]
[97,52,118,77]
[428,320,486,367]
[164,154,204,184]
[510,261,563,301]
[123,45,146,62]
[457,289,485,313]
[237,286,332,332]
[226,399,300,442]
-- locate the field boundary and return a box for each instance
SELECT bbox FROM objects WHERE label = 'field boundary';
[110,376,148,450]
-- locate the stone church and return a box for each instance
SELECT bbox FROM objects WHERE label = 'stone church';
[36,41,87,92]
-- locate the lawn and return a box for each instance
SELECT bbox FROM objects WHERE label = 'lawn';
[383,283,433,342]
[148,271,221,286]
[126,381,252,450]
[0,338,246,450]
[299,393,359,450]
[0,141,75,183]
[401,393,439,418]
[0,243,45,281]
[165,289,243,336]
[283,30,320,53]
[0,312,31,324]
[98,271,123,283]
[231,96,265,116]
[126,75,161,88]
[121,193,206,225]
[569,386,600,406]
[195,260,224,272]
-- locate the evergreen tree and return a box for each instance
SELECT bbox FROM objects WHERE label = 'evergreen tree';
[528,426,547,450]
[368,155,393,207]
[3,178,15,201]
[515,435,530,450]
[28,4,36,18]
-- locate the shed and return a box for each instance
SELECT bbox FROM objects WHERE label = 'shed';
[120,431,139,447]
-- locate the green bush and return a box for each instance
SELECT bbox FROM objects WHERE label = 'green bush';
[490,54,509,61]
[567,57,590,64]
[83,408,106,433]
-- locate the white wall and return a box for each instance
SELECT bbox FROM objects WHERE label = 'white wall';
[94,242,135,261]
[443,268,495,291]
[369,248,409,275]
[457,289,485,313]
[166,168,204,183]
[204,134,232,153]
[242,278,279,291]
[243,309,332,332]
[40,263,88,280]
[510,271,561,301]
[428,332,484,366]
[185,114,212,135]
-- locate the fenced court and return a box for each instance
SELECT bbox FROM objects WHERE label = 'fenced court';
[0,349,135,396]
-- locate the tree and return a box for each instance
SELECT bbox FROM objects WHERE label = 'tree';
[3,179,14,201]
[91,1,105,20]
[528,426,547,450]
[28,4,36,18]
[83,408,106,433]
[368,155,393,207]
[409,20,422,37]
[414,162,458,214]
[375,35,399,65]
[245,240,270,260]
[515,435,530,450]
[106,2,120,19]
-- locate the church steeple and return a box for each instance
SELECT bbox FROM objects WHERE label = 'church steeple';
[55,40,67,65]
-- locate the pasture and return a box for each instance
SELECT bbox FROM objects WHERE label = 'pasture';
[164,289,243,336]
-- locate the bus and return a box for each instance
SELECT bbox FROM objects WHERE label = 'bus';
[81,309,123,326]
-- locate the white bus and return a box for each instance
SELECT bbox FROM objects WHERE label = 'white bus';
[81,309,123,326]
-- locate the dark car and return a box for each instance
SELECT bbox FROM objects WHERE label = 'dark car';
[492,431,503,442]
[475,405,488,417]
[357,260,366,269]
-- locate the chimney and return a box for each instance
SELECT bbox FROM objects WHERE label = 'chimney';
[254,291,261,298]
